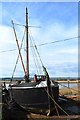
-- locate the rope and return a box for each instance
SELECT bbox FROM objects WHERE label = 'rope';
[29,29,44,67]
[41,82,69,116]
[12,20,26,76]
[28,29,44,74]
[29,33,40,75]
[47,90,69,116]
[34,45,43,66]
[51,89,60,117]
[11,26,26,81]
[13,22,26,27]
[13,22,41,28]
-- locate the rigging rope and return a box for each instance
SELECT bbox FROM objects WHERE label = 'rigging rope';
[11,28,26,81]
[28,29,44,74]
[13,22,41,28]
[29,33,40,75]
[11,21,26,80]
[41,82,69,116]
[28,29,44,67]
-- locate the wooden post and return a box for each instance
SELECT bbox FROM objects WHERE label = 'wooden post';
[78,80,80,100]
[68,79,69,88]
[26,7,29,81]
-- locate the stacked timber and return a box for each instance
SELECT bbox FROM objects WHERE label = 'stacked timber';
[59,86,78,100]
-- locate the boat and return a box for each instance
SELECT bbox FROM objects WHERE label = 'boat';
[2,7,59,115]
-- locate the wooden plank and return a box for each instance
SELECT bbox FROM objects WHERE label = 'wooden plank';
[78,81,80,100]
[28,114,80,119]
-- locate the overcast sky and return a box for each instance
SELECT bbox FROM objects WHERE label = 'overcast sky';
[0,2,78,78]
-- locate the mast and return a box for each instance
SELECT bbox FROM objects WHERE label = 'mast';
[25,7,29,81]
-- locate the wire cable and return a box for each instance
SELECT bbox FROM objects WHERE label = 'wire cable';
[37,36,79,47]
[0,36,78,54]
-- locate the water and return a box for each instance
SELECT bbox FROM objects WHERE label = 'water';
[59,83,77,89]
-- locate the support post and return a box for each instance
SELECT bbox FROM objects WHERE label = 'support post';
[25,7,29,82]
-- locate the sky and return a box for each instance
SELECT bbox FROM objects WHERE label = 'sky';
[0,2,78,78]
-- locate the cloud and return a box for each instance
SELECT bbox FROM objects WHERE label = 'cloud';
[47,62,78,77]
[0,25,15,49]
[0,22,78,77]
[0,3,2,24]
[58,48,78,54]
[0,2,78,78]
[28,23,78,77]
[0,25,26,77]
[1,0,78,2]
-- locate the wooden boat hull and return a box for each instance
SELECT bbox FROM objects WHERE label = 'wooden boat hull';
[9,85,59,113]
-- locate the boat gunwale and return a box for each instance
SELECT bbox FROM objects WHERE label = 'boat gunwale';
[8,85,59,89]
